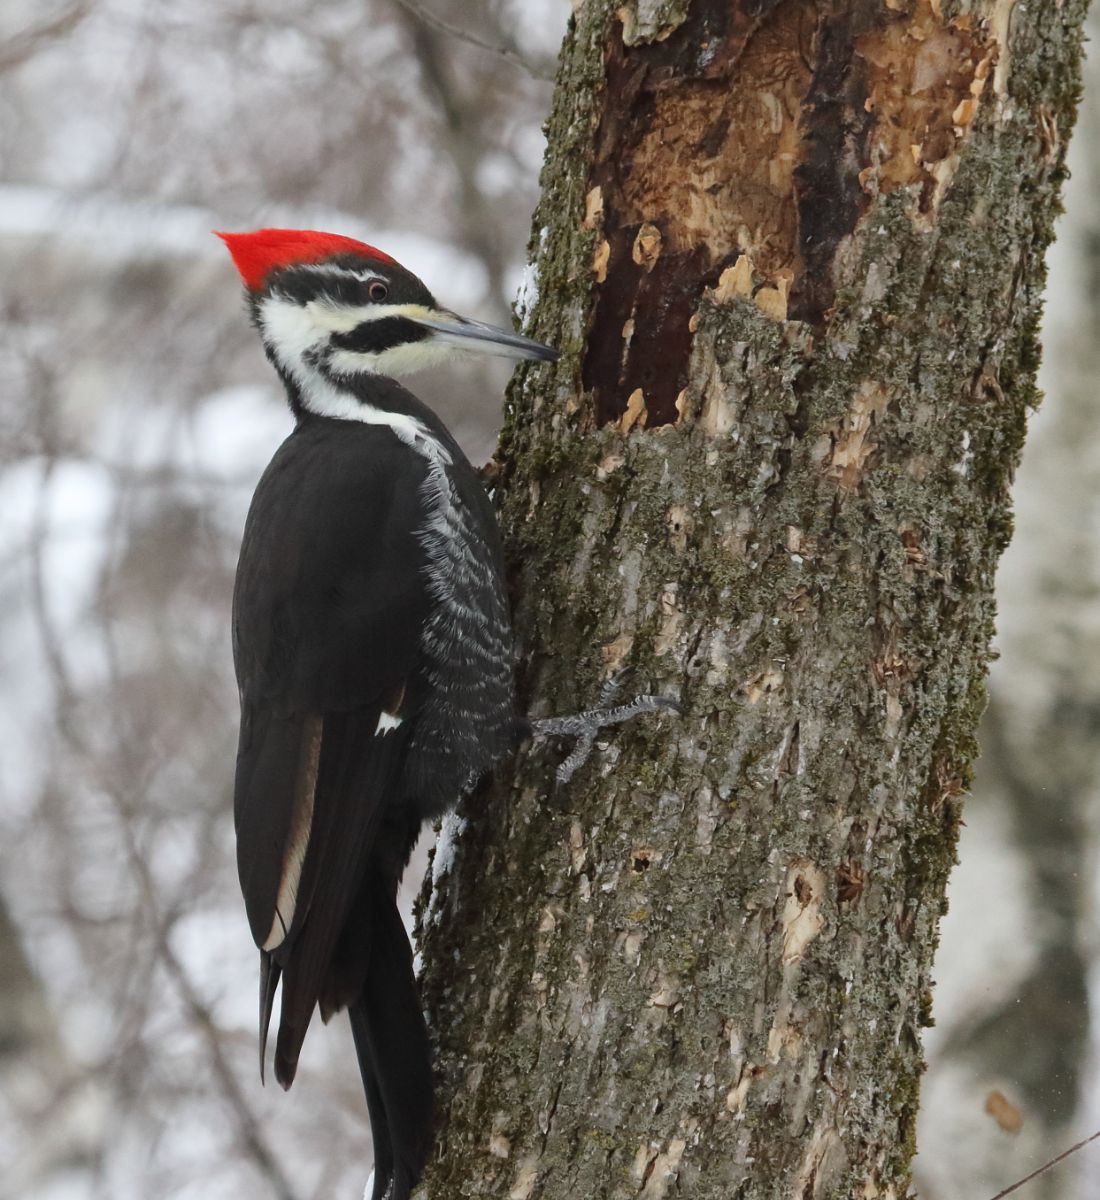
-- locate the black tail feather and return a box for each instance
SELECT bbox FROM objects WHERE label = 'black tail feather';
[349,1004,395,1199]
[258,952,281,1085]
[349,886,433,1200]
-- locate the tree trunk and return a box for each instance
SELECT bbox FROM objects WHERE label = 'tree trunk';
[416,1,1089,1197]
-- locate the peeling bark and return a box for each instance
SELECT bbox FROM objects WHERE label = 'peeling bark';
[583,0,1018,426]
[416,0,1088,1196]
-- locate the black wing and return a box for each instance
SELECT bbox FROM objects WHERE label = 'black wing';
[232,419,431,1082]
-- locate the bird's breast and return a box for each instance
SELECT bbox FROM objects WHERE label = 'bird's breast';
[405,459,516,816]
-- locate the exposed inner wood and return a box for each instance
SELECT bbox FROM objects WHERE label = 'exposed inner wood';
[583,0,995,428]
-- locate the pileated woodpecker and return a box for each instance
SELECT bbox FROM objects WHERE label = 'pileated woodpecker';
[219,228,673,1200]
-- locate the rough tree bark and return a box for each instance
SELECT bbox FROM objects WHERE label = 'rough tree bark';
[416,1,1089,1197]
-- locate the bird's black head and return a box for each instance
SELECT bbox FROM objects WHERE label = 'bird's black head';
[217,228,558,389]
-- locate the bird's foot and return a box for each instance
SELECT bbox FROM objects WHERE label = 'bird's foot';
[528,673,681,784]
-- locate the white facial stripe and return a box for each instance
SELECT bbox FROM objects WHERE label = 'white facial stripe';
[263,715,323,952]
[294,263,389,284]
[261,292,459,381]
[303,300,437,334]
[260,293,327,362]
[258,295,454,459]
[327,338,460,381]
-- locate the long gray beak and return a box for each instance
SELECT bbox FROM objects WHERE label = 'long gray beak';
[410,310,559,363]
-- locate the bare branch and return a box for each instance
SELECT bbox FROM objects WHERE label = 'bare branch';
[987,1128,1100,1200]
[389,0,554,81]
[0,2,90,74]
[135,853,303,1200]
[390,2,513,311]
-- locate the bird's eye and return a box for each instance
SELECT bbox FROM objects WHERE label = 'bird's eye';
[368,281,389,302]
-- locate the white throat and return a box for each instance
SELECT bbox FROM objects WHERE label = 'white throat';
[258,295,453,465]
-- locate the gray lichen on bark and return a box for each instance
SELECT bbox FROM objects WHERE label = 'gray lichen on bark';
[415,0,1089,1196]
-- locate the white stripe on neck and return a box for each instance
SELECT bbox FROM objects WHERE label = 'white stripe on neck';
[258,294,452,464]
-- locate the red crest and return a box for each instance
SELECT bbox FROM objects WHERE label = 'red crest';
[215,228,398,292]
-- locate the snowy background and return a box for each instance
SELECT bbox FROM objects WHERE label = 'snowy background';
[1,2,1097,1197]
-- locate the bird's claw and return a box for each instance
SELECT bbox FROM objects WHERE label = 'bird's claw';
[529,672,682,784]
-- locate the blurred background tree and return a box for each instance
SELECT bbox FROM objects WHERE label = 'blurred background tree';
[0,3,555,1196]
[0,2,1097,1197]
[915,10,1100,1197]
